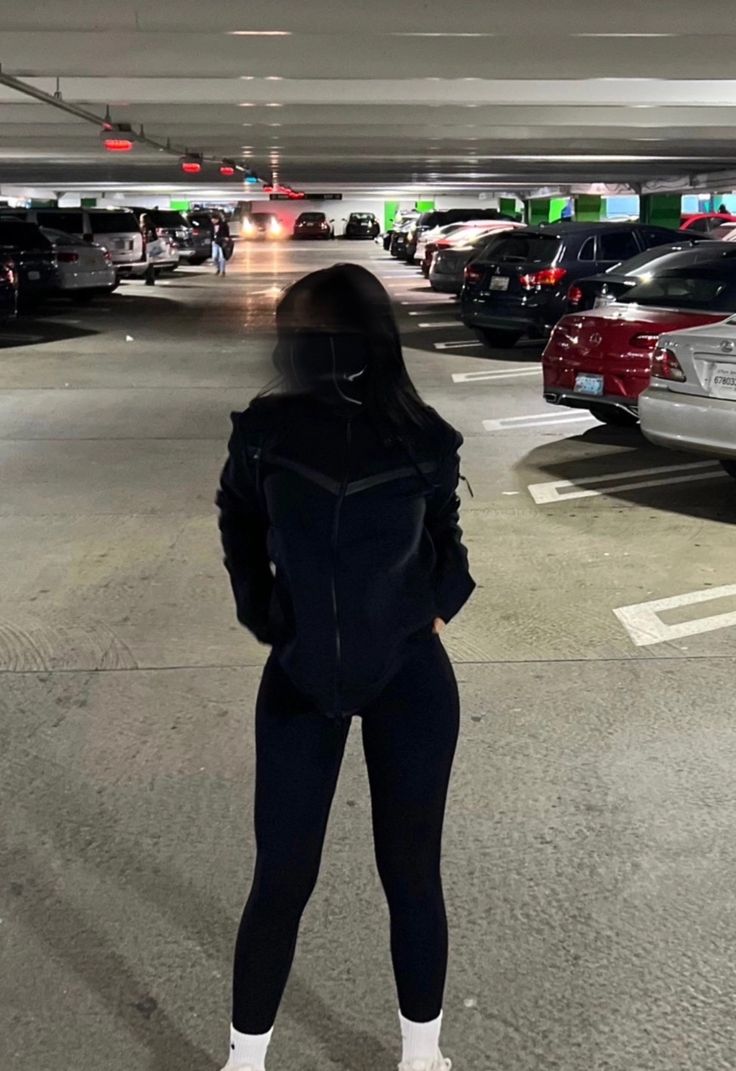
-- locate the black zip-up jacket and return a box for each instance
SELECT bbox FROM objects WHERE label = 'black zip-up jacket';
[216,392,475,721]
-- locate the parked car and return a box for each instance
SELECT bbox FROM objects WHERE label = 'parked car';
[0,217,56,308]
[428,225,525,294]
[293,212,335,239]
[681,212,736,233]
[343,212,380,239]
[1,207,146,278]
[389,216,419,258]
[127,208,198,267]
[185,211,218,262]
[711,222,736,242]
[417,221,510,274]
[41,228,117,302]
[565,238,725,314]
[459,222,696,348]
[0,255,18,321]
[403,208,516,264]
[241,213,287,240]
[639,320,736,479]
[542,261,736,427]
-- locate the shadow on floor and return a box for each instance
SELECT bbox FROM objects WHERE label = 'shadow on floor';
[521,424,736,523]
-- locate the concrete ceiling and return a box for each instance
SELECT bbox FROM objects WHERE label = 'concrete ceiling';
[2,0,736,196]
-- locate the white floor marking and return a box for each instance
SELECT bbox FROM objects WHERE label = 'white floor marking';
[434,340,484,351]
[417,321,460,328]
[408,309,455,316]
[614,584,736,646]
[528,460,724,504]
[452,368,541,383]
[483,412,596,431]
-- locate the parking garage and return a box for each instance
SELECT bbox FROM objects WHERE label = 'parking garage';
[2,4,736,1071]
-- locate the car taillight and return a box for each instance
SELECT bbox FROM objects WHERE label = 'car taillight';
[57,251,80,263]
[520,267,568,289]
[567,284,583,308]
[651,346,687,382]
[464,263,483,284]
[0,262,15,285]
[630,333,661,347]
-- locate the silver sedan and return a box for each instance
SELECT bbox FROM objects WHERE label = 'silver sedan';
[639,320,736,478]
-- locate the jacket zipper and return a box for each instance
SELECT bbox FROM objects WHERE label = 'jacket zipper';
[330,418,352,718]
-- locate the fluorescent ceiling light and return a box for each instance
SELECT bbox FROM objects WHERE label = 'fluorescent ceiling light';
[240,103,255,108]
[240,76,255,81]
[266,103,283,108]
[228,31,292,36]
[265,76,283,81]
[391,32,497,37]
[574,32,678,37]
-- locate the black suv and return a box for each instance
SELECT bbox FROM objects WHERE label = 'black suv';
[344,212,380,239]
[127,208,203,264]
[0,218,56,308]
[402,208,517,264]
[459,222,694,347]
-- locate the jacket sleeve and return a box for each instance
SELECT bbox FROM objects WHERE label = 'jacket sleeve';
[215,413,275,644]
[425,430,476,624]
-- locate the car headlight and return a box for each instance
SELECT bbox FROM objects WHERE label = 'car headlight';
[242,221,254,235]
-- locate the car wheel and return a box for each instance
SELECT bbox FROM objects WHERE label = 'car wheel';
[477,328,522,349]
[720,459,736,479]
[589,405,639,427]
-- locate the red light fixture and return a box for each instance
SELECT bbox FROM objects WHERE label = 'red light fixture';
[104,137,134,152]
[180,154,203,174]
[219,164,235,176]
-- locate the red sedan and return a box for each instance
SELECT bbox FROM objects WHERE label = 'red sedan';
[542,263,736,426]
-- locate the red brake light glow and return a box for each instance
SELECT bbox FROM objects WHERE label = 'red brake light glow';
[219,165,235,176]
[181,160,202,174]
[57,251,80,263]
[520,267,568,289]
[567,284,583,307]
[651,346,687,382]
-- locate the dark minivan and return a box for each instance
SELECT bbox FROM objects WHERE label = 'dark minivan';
[0,218,56,308]
[459,222,694,347]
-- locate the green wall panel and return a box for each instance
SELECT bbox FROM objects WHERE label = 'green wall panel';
[415,200,435,213]
[574,194,602,221]
[640,193,681,230]
[527,199,550,225]
[384,200,399,232]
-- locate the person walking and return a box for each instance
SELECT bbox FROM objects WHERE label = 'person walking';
[215,263,475,1071]
[139,212,157,286]
[213,212,231,276]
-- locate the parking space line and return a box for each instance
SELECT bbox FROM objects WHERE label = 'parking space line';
[417,321,461,328]
[434,340,484,351]
[614,584,736,646]
[483,412,596,431]
[528,460,724,504]
[452,368,542,383]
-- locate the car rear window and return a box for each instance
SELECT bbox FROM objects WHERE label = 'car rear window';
[88,211,140,234]
[351,214,373,221]
[620,270,736,310]
[0,222,51,248]
[148,211,189,228]
[480,233,560,263]
[299,213,326,221]
[35,210,84,234]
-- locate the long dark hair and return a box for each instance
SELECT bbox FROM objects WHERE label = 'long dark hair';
[253,263,436,438]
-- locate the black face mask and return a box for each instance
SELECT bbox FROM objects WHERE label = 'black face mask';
[277,330,369,406]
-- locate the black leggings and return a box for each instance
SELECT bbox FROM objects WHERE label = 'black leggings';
[232,628,460,1033]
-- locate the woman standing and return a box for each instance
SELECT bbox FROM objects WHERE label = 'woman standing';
[216,263,475,1071]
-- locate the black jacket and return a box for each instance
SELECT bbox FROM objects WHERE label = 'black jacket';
[216,392,475,720]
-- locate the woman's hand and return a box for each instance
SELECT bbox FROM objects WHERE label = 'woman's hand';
[432,617,446,635]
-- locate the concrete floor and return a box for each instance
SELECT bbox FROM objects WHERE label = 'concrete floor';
[2,241,736,1071]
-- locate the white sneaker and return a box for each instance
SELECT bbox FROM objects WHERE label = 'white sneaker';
[398,1053,452,1071]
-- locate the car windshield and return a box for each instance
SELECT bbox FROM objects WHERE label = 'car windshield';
[88,212,140,234]
[479,232,559,263]
[619,270,736,310]
[0,221,51,248]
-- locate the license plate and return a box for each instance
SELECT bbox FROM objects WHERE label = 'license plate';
[27,270,40,280]
[575,373,604,396]
[490,275,510,291]
[710,363,736,399]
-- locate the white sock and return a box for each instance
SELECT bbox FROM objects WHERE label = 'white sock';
[399,1009,443,1066]
[227,1023,274,1070]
